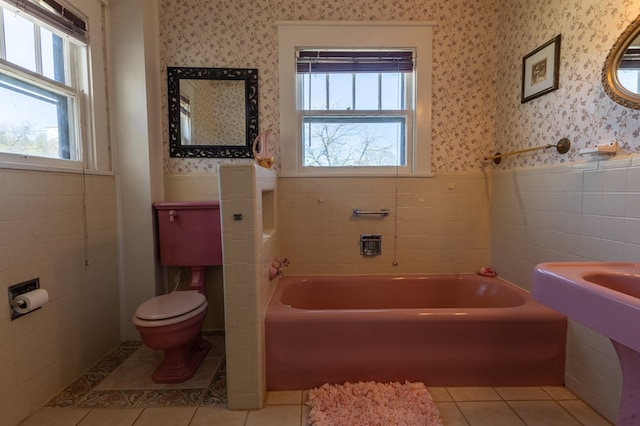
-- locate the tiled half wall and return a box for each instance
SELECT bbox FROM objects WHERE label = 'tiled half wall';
[218,164,279,410]
[491,157,640,423]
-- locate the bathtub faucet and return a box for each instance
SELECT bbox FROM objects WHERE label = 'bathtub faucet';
[269,257,290,280]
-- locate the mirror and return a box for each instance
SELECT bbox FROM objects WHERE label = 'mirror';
[602,14,640,109]
[167,67,258,157]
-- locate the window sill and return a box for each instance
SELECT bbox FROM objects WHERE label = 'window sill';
[0,155,113,176]
[279,171,435,178]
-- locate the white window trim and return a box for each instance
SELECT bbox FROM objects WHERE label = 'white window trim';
[277,21,435,177]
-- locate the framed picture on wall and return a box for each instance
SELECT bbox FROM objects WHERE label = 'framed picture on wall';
[521,34,561,103]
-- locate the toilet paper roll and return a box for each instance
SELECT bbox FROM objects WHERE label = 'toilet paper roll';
[13,289,49,314]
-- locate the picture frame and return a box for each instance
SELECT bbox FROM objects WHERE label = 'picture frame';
[521,34,561,103]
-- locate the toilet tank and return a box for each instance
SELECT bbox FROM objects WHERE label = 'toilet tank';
[153,201,222,266]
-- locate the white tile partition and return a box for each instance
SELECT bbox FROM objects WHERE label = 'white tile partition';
[491,157,640,423]
[218,163,278,410]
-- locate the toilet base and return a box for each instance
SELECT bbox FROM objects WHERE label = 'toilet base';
[152,336,211,384]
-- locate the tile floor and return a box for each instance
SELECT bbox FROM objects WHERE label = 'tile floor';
[19,337,613,426]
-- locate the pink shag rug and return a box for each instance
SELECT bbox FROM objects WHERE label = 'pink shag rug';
[306,381,444,426]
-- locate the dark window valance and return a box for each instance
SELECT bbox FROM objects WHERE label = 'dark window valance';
[296,50,414,73]
[4,0,87,43]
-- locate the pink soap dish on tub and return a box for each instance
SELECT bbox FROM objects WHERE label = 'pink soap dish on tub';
[477,267,497,277]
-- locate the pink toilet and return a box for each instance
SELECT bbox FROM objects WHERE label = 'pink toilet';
[133,201,222,383]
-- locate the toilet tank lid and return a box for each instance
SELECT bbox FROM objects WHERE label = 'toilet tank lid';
[154,201,220,210]
[136,291,206,320]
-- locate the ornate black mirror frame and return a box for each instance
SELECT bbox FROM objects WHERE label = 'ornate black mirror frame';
[167,66,258,158]
[602,14,640,110]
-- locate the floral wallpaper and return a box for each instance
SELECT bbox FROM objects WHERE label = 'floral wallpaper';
[159,0,639,173]
[159,0,499,173]
[495,0,640,169]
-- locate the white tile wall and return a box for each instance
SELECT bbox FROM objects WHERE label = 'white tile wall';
[218,164,278,410]
[163,173,221,201]
[278,172,491,275]
[491,157,640,423]
[0,169,120,425]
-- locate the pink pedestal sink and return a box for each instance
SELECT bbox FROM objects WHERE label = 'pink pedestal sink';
[532,262,640,426]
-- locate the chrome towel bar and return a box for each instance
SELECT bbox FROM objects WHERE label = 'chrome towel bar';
[353,208,390,217]
[484,138,570,164]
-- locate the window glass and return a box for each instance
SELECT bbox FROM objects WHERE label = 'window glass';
[0,73,75,160]
[41,28,65,82]
[381,73,404,110]
[355,73,379,110]
[4,12,37,72]
[327,73,352,110]
[301,73,327,110]
[303,117,405,167]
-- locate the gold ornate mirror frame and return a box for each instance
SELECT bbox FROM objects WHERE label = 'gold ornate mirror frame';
[602,14,640,110]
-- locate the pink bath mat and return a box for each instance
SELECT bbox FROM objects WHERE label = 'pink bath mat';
[306,381,444,426]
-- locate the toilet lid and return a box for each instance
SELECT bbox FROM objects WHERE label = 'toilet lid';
[135,291,206,321]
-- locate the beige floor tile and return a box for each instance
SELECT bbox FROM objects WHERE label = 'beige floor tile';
[447,387,502,402]
[77,408,143,425]
[246,404,302,426]
[266,390,304,405]
[18,385,603,426]
[302,402,311,426]
[428,387,453,402]
[457,401,525,426]
[132,407,196,426]
[19,408,91,426]
[495,387,552,401]
[558,400,613,425]
[434,401,469,425]
[543,386,578,400]
[508,401,581,425]
[190,405,248,426]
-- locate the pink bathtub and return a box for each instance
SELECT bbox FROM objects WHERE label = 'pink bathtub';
[265,274,567,390]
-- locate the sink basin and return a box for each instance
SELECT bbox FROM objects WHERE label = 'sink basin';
[582,272,640,299]
[532,262,640,426]
[532,262,640,352]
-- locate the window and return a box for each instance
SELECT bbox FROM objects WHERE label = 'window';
[298,50,413,168]
[0,0,110,172]
[278,21,434,176]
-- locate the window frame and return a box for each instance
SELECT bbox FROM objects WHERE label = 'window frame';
[277,21,435,177]
[0,0,110,174]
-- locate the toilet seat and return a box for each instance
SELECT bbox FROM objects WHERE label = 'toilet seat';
[133,291,207,327]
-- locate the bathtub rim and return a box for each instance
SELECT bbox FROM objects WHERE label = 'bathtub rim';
[267,273,565,320]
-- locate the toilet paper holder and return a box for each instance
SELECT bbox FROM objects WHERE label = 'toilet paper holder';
[8,278,44,320]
